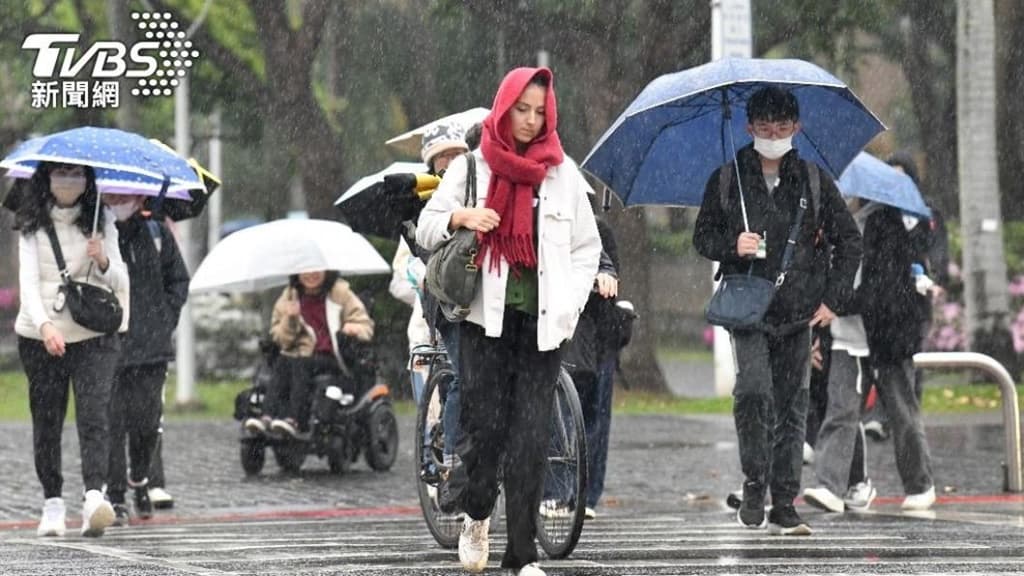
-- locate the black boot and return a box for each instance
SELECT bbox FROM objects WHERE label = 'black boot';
[133,487,153,520]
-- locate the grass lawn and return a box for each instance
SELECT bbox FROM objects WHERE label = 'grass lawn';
[0,371,1020,421]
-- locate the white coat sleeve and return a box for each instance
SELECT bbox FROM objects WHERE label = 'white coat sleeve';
[568,171,602,317]
[416,153,470,251]
[389,238,418,307]
[18,234,52,333]
[93,211,129,292]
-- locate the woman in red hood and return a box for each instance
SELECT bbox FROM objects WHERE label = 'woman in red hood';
[417,68,601,576]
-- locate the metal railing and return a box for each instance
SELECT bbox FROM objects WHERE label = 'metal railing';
[913,352,1021,492]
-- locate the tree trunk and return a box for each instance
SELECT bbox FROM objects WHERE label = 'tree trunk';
[995,0,1024,220]
[956,0,1014,372]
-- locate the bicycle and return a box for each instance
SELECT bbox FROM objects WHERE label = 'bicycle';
[410,343,587,559]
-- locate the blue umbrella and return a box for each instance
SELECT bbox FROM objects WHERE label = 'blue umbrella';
[1,126,205,200]
[581,57,885,206]
[838,152,931,219]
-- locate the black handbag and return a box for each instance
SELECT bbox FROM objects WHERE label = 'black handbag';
[705,163,810,331]
[44,224,124,334]
[425,153,480,316]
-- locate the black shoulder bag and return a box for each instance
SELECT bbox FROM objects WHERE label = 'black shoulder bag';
[705,162,813,331]
[44,224,124,334]
[425,153,480,317]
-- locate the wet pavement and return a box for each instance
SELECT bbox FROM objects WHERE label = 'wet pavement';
[0,412,1021,574]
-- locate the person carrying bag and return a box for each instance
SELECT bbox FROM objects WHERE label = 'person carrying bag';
[425,153,480,320]
[43,223,124,334]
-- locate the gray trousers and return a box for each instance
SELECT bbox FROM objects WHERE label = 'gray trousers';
[814,351,869,495]
[731,327,811,507]
[876,358,933,494]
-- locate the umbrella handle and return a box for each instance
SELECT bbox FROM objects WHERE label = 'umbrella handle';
[91,188,102,237]
[721,94,751,233]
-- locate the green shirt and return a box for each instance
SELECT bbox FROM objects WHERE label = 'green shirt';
[505,266,539,316]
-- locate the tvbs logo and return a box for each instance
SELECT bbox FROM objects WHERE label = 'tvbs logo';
[23,11,199,107]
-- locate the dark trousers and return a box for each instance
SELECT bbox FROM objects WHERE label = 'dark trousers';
[19,334,120,498]
[266,353,340,429]
[805,328,832,447]
[731,327,811,507]
[457,310,561,570]
[875,358,933,494]
[107,362,167,503]
[575,357,616,508]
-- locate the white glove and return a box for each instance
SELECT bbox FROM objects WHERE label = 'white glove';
[915,273,935,296]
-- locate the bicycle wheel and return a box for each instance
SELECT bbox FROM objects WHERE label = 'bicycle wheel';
[536,367,587,559]
[415,365,461,549]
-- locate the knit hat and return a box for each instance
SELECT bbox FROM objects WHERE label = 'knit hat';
[420,121,468,165]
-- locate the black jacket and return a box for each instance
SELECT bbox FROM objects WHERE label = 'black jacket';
[693,146,863,326]
[858,206,927,362]
[115,214,190,367]
[566,219,622,377]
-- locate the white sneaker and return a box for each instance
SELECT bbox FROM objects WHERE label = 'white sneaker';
[81,490,115,537]
[802,442,815,465]
[244,417,266,433]
[538,499,570,518]
[517,562,546,576]
[37,497,66,537]
[901,486,936,511]
[458,516,489,573]
[584,506,597,520]
[802,486,844,513]
[843,480,877,511]
[148,487,174,509]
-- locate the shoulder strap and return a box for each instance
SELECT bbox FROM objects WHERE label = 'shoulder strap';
[718,162,734,212]
[43,223,72,284]
[464,153,477,208]
[805,161,821,225]
[776,174,812,287]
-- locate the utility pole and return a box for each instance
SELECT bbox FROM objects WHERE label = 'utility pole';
[710,0,752,397]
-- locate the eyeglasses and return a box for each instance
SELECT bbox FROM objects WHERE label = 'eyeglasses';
[750,120,797,139]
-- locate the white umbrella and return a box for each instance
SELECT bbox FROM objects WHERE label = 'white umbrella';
[385,107,490,157]
[334,161,428,207]
[189,219,390,294]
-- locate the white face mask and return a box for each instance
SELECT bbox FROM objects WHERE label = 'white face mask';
[753,135,794,160]
[109,202,139,221]
[50,176,86,206]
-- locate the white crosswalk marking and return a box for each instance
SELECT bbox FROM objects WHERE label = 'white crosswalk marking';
[5,508,1023,575]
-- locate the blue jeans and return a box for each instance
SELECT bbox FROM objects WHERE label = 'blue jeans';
[582,357,616,508]
[437,321,461,460]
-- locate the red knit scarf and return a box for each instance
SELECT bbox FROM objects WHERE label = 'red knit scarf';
[478,67,564,274]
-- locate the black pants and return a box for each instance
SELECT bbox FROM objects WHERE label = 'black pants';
[107,362,167,503]
[805,328,832,447]
[266,353,341,429]
[731,327,811,507]
[19,334,120,498]
[457,310,561,570]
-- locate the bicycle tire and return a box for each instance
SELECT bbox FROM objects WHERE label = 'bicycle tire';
[536,367,587,559]
[415,366,461,549]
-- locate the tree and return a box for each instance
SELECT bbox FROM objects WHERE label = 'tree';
[956,0,1013,367]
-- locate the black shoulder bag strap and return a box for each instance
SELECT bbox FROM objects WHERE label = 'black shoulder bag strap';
[775,173,812,288]
[43,223,75,285]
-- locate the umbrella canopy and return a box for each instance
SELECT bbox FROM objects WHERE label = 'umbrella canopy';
[582,57,885,206]
[385,108,489,157]
[1,127,206,199]
[335,161,429,239]
[189,219,391,294]
[838,152,931,219]
[142,139,221,221]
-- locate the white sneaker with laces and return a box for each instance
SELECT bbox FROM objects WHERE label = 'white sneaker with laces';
[148,487,174,509]
[517,562,546,576]
[37,497,66,537]
[538,499,570,518]
[843,480,877,511]
[81,490,115,537]
[901,486,936,511]
[584,506,597,520]
[458,516,489,573]
[802,486,844,513]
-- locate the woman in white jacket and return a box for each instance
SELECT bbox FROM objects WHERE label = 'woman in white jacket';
[416,67,600,576]
[14,162,129,538]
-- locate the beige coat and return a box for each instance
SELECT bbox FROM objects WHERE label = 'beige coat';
[269,279,374,362]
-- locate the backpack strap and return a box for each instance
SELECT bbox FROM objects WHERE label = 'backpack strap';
[464,153,477,208]
[718,162,734,213]
[805,160,821,226]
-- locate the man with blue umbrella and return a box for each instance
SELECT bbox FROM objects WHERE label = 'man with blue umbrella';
[693,87,862,535]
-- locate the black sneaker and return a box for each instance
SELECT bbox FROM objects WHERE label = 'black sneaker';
[768,504,812,536]
[112,503,130,527]
[134,488,153,520]
[737,482,766,528]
